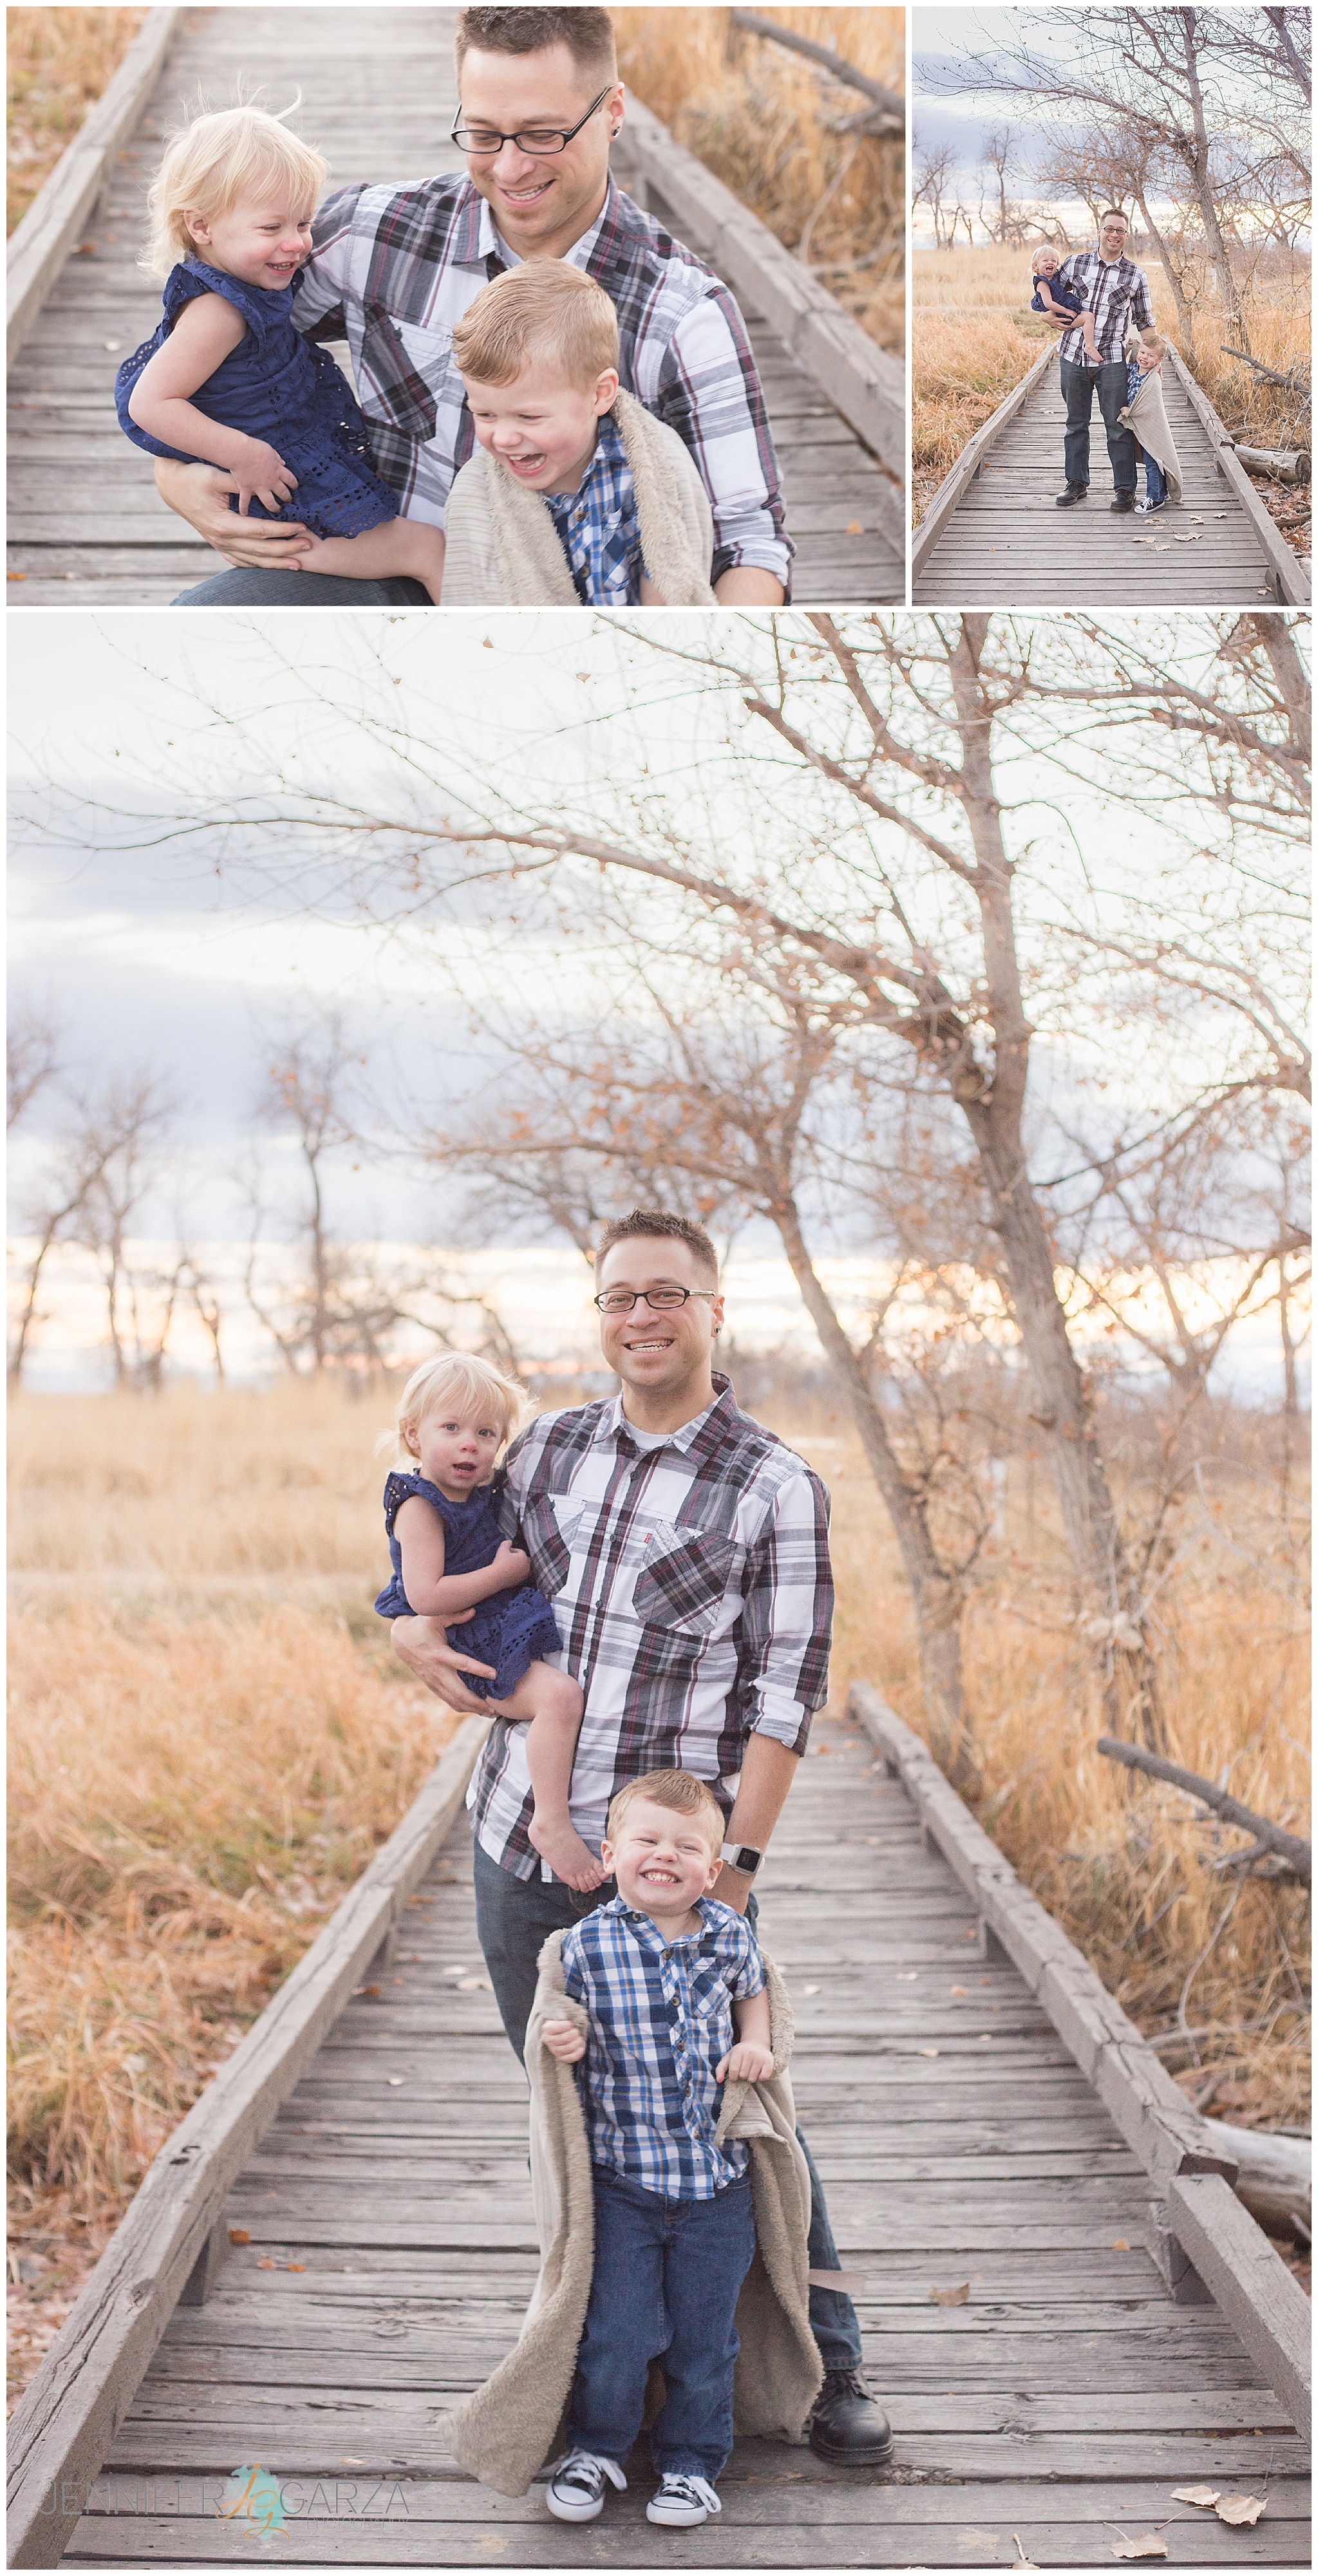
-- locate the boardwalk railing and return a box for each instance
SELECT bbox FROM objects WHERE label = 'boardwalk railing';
[6,7,180,368]
[5,1718,490,2572]
[849,1684,1312,2445]
[913,335,1310,606]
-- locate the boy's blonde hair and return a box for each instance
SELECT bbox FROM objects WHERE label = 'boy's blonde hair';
[380,1350,526,1470]
[452,262,619,391]
[606,1769,725,1853]
[1142,331,1167,358]
[143,100,328,280]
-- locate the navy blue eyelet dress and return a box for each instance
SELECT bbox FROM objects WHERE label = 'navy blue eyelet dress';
[375,1469,561,1702]
[115,259,402,537]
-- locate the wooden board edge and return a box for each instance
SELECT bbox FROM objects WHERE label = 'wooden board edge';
[1165,2173,1311,2442]
[6,9,181,370]
[5,1718,488,2571]
[911,339,1059,576]
[1166,349,1312,605]
[618,95,904,490]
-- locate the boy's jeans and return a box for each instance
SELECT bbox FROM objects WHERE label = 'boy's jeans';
[568,2164,756,2478]
[1144,452,1167,504]
[472,1841,863,2371]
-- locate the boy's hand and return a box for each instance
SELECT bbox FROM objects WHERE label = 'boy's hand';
[716,2040,775,2084]
[542,2018,586,2063]
[234,439,298,517]
[492,1540,531,1588]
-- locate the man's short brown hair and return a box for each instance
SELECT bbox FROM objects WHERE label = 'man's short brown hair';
[594,1208,719,1285]
[453,262,618,390]
[454,7,618,84]
[1100,206,1129,224]
[606,1768,725,1852]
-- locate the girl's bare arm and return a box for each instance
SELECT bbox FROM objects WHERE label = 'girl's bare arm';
[394,1495,530,1616]
[127,295,297,513]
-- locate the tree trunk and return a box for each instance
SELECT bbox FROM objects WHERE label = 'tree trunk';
[1178,13,1248,347]
[771,1195,976,1784]
[1133,181,1196,356]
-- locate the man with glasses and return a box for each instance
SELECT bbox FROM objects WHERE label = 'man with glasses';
[392,1205,892,2469]
[1047,208,1158,515]
[154,5,790,607]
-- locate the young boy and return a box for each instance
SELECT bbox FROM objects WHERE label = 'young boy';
[441,263,715,607]
[1030,250,1100,360]
[540,1769,775,2530]
[1123,332,1171,510]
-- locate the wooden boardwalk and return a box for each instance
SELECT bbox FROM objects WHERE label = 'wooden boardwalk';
[913,341,1310,607]
[6,6,901,609]
[51,1705,1309,2570]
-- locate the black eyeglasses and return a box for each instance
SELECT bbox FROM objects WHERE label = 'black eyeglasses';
[593,1287,718,1316]
[452,86,613,156]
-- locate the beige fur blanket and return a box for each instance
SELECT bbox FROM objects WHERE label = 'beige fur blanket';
[441,385,716,607]
[1118,362,1184,506]
[444,1929,822,2496]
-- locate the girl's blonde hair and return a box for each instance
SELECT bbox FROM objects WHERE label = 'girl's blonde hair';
[142,100,328,280]
[378,1352,526,1471]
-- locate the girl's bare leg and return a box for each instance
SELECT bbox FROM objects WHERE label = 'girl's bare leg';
[299,517,445,603]
[490,1664,604,1892]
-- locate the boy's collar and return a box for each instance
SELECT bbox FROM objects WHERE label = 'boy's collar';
[612,1891,721,1939]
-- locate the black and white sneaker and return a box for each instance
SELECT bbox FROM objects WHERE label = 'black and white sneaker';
[544,2451,627,2522]
[1135,495,1167,513]
[647,2472,723,2527]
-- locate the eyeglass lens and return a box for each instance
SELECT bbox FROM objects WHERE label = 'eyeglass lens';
[596,1289,690,1312]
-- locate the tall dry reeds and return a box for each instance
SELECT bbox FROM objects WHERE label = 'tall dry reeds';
[913,243,1312,531]
[6,7,146,234]
[614,6,904,353]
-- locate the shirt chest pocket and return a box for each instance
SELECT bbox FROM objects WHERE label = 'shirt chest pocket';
[515,1493,588,1598]
[631,1521,743,1635]
[357,310,454,442]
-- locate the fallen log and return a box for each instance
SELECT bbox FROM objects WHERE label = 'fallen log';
[1232,444,1311,484]
[1203,2120,1312,2241]
[727,9,905,133]
[1096,1736,1310,1884]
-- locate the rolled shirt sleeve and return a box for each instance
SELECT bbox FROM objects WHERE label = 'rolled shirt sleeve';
[736,1466,833,1753]
[656,292,793,589]
[1129,266,1153,332]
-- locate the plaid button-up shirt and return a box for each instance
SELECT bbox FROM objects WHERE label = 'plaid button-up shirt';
[1055,252,1153,367]
[544,409,642,605]
[469,1376,832,1879]
[562,1895,765,2197]
[295,173,790,587]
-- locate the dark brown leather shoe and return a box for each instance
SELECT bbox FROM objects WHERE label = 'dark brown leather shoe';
[1055,482,1088,506]
[1110,491,1137,513]
[807,2367,894,2465]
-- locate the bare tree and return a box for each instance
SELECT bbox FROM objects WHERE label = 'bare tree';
[7,1003,61,1132]
[9,1068,174,1388]
[72,1073,179,1386]
[978,125,1021,244]
[912,131,961,250]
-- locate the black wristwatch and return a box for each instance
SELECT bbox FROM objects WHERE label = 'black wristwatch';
[721,1843,763,1876]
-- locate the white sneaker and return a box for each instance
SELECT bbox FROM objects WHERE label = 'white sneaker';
[544,2450,627,2523]
[647,2472,723,2526]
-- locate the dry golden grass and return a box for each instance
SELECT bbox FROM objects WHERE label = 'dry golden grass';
[913,243,1312,543]
[7,7,146,235]
[615,6,904,354]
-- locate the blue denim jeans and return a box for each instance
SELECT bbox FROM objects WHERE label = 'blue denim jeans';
[1143,452,1167,505]
[171,567,432,607]
[1059,358,1137,493]
[472,1840,862,2369]
[568,2164,756,2477]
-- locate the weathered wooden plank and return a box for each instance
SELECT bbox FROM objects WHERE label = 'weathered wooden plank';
[5,1720,489,2572]
[1165,347,1311,604]
[1166,2171,1311,2442]
[6,8,181,367]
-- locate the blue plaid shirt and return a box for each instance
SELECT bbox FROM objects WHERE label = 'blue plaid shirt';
[561,1896,766,2198]
[543,410,642,607]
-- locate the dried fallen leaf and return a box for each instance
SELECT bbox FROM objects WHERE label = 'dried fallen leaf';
[1012,2540,1041,2571]
[846,520,863,535]
[353,1983,382,1998]
[951,1985,969,1996]
[1171,2487,1220,2508]
[803,1984,822,1996]
[916,2045,940,2058]
[1111,2238,1129,2252]
[1111,2535,1168,2561]
[1215,2496,1266,2527]
[228,2227,251,2245]
[384,2077,405,2088]
[256,2257,278,2270]
[930,2281,970,2306]
[285,2262,306,2272]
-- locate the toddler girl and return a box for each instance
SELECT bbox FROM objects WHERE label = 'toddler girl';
[375,1353,603,1893]
[115,104,445,600]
